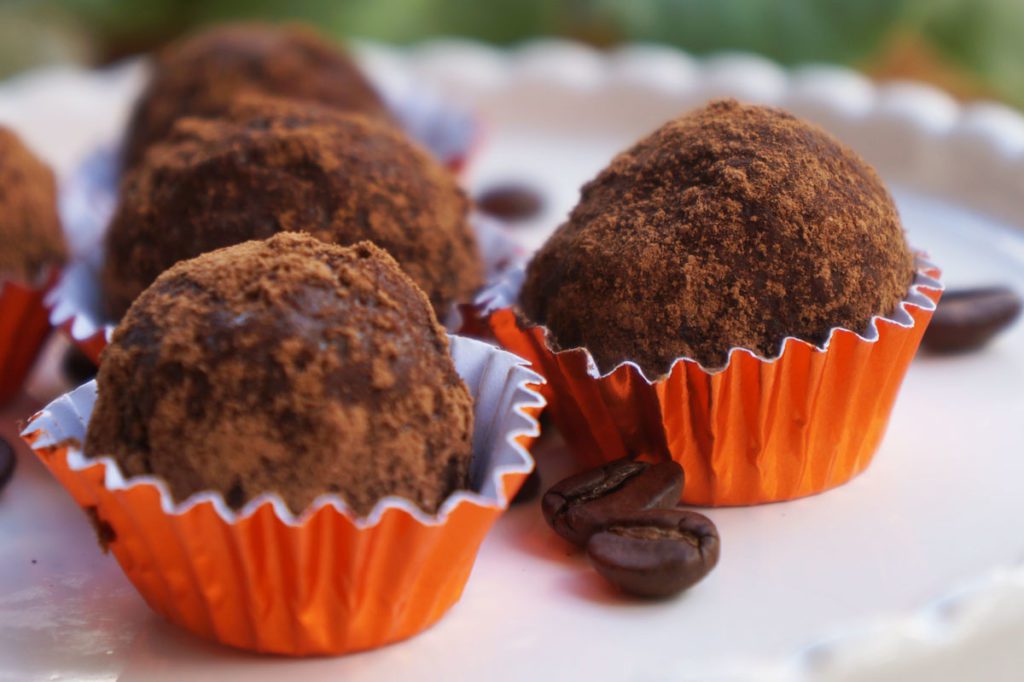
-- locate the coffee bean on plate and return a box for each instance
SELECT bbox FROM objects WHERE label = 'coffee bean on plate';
[0,436,16,494]
[542,457,683,546]
[586,508,720,598]
[922,286,1021,353]
[511,467,542,506]
[476,183,543,222]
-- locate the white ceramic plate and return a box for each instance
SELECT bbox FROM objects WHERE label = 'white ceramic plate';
[1,41,1023,682]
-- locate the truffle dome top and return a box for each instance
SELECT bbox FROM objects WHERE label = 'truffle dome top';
[103,95,482,318]
[87,232,475,516]
[122,22,390,168]
[521,99,915,375]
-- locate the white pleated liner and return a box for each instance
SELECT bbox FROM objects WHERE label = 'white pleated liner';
[22,334,545,529]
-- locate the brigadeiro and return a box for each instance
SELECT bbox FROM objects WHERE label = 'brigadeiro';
[121,22,390,169]
[86,232,475,516]
[0,126,66,283]
[520,98,916,376]
[489,99,940,506]
[102,95,483,319]
[27,228,543,655]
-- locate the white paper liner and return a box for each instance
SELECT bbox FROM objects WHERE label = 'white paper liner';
[478,257,943,381]
[22,334,545,529]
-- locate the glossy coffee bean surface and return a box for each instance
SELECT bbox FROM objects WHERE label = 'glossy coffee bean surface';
[922,286,1021,353]
[542,457,683,546]
[586,508,720,598]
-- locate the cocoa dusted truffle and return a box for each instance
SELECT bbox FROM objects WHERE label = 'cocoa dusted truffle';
[102,95,482,318]
[521,99,916,375]
[0,127,66,282]
[86,232,475,516]
[121,22,390,169]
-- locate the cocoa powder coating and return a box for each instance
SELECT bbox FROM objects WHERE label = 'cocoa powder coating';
[0,127,66,282]
[86,233,476,516]
[521,99,915,375]
[121,22,390,169]
[103,95,482,318]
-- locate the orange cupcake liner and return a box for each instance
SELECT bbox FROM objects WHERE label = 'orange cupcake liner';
[22,335,545,656]
[0,269,59,405]
[483,264,942,506]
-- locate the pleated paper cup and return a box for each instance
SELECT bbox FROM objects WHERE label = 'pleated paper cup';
[0,268,59,405]
[481,262,942,506]
[22,335,544,656]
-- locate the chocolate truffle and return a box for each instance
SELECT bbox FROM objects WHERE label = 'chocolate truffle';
[86,232,475,516]
[0,127,66,282]
[121,22,390,169]
[102,95,482,318]
[521,99,916,375]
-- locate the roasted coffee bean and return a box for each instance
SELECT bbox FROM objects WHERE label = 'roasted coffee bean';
[511,467,542,506]
[61,345,98,386]
[542,458,683,546]
[0,436,16,494]
[476,183,543,222]
[922,286,1021,353]
[586,508,720,598]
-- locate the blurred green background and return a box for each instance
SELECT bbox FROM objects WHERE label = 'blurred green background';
[2,0,1022,107]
